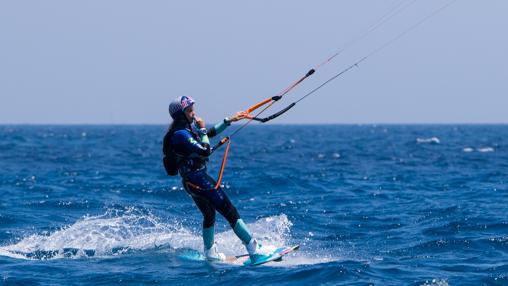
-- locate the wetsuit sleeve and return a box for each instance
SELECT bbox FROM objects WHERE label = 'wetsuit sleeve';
[207,117,232,138]
[172,130,212,157]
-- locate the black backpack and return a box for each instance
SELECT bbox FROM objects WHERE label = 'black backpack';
[162,132,181,176]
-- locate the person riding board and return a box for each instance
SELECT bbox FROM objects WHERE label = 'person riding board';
[163,95,274,263]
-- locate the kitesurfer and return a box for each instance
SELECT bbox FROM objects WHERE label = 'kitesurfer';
[163,96,274,262]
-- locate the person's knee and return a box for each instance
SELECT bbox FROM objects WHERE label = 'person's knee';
[211,189,240,227]
[224,206,240,228]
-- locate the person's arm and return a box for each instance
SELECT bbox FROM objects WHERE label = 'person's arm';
[207,111,249,138]
[173,130,212,157]
[207,118,232,138]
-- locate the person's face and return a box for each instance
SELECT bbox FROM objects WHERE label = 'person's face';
[184,105,195,122]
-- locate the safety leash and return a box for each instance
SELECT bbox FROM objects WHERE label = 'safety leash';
[214,137,231,189]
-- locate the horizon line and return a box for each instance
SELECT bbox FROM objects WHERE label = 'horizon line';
[1,122,508,126]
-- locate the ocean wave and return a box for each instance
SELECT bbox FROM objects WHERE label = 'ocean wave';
[462,147,495,153]
[477,147,494,153]
[416,137,440,144]
[420,278,449,286]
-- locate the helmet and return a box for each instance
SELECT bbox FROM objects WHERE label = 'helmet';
[168,96,195,119]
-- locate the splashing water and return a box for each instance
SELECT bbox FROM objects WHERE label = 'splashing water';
[0,208,295,262]
[0,208,194,260]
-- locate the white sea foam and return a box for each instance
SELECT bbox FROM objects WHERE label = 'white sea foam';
[477,147,494,153]
[214,214,293,256]
[416,137,440,144]
[0,209,340,266]
[463,146,495,153]
[420,278,449,286]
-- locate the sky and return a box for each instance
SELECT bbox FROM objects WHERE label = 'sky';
[0,0,507,124]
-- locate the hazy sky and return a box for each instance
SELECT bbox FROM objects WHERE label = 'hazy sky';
[1,0,507,124]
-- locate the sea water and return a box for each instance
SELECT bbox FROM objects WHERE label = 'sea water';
[0,125,506,285]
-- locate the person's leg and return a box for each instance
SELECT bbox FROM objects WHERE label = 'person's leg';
[190,173,253,244]
[198,174,275,262]
[191,195,216,250]
[184,180,225,260]
[185,171,274,262]
[212,191,275,262]
[211,188,253,245]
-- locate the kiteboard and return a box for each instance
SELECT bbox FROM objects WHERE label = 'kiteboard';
[177,245,299,266]
[242,245,299,266]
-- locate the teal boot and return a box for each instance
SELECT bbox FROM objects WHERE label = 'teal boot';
[203,226,225,261]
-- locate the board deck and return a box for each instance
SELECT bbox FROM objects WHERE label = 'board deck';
[177,245,299,266]
[243,245,300,266]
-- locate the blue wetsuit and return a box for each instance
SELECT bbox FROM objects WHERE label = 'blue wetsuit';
[164,98,254,254]
[165,119,241,229]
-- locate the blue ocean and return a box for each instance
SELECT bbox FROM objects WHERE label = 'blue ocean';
[0,125,506,285]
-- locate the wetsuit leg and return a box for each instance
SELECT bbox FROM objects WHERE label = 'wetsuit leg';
[184,171,240,228]
[191,195,216,229]
[214,190,241,228]
[184,181,217,250]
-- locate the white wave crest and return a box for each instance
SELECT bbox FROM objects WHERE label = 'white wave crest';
[416,137,440,144]
[420,278,449,286]
[477,147,494,153]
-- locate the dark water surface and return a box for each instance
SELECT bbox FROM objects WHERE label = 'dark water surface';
[0,125,506,285]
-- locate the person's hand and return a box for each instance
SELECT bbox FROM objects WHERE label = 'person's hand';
[230,111,249,122]
[194,116,206,128]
